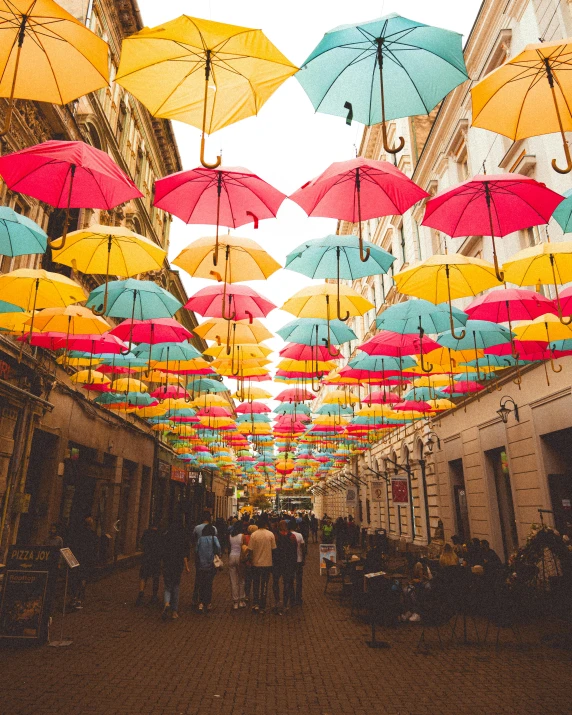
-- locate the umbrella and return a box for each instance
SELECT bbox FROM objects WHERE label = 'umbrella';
[0,207,46,255]
[275,388,314,403]
[285,234,394,320]
[52,225,166,314]
[155,166,286,265]
[85,279,182,320]
[109,318,192,353]
[297,13,467,153]
[236,401,271,414]
[0,311,32,334]
[422,173,564,280]
[471,38,572,174]
[27,304,109,359]
[194,317,273,345]
[290,158,427,261]
[502,240,572,324]
[359,331,440,358]
[276,318,356,351]
[115,15,297,168]
[394,254,502,339]
[174,234,280,282]
[437,320,512,379]
[0,1,109,135]
[0,141,141,247]
[185,377,227,395]
[279,342,336,361]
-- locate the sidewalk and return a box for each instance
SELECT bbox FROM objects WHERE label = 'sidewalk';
[0,543,571,714]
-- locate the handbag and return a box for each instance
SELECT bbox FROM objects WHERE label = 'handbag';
[212,536,223,569]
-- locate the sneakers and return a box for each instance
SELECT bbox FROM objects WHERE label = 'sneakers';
[161,605,170,621]
[239,601,247,608]
[198,603,204,611]
[252,605,259,614]
[409,613,422,622]
[233,602,239,610]
[171,611,179,620]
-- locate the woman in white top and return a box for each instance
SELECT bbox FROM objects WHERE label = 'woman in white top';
[228,521,246,609]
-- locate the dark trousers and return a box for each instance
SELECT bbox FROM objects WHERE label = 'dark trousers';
[197,566,216,606]
[295,562,304,604]
[272,567,295,607]
[252,566,272,609]
[244,565,253,599]
[311,529,318,543]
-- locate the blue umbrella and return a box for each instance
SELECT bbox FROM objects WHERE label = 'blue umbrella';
[185,377,227,394]
[297,14,467,153]
[0,299,25,313]
[376,299,467,333]
[134,341,202,362]
[552,188,572,233]
[86,278,182,319]
[0,207,46,256]
[276,318,357,346]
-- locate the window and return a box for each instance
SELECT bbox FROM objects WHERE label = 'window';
[521,226,540,249]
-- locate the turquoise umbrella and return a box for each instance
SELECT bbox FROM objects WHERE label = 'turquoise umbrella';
[349,353,416,371]
[0,207,46,256]
[297,14,467,154]
[185,377,227,394]
[552,189,572,233]
[376,299,467,333]
[273,403,311,416]
[134,341,202,362]
[86,278,182,319]
[314,404,353,416]
[0,300,25,313]
[94,391,156,407]
[403,387,446,401]
[285,234,394,320]
[276,318,357,347]
[438,320,512,377]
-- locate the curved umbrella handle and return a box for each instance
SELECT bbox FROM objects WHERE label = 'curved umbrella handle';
[449,313,465,341]
[92,279,109,317]
[245,310,253,325]
[359,238,371,263]
[200,132,221,170]
[551,356,562,374]
[445,266,465,340]
[381,121,405,155]
[552,135,572,174]
[336,301,350,322]
[221,294,236,321]
[419,352,433,374]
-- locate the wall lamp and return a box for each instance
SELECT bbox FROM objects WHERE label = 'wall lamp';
[425,431,441,453]
[497,396,519,424]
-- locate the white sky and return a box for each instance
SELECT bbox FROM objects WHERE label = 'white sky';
[136,0,483,406]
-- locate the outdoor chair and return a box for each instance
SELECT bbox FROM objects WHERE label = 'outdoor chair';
[323,558,344,594]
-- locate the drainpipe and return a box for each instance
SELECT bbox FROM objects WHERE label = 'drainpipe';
[418,457,432,545]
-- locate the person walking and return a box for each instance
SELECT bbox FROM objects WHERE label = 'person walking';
[136,522,162,605]
[228,520,246,610]
[291,519,306,606]
[243,524,257,603]
[310,514,319,543]
[69,515,99,610]
[191,511,217,608]
[161,519,190,621]
[248,515,276,615]
[272,520,298,615]
[45,523,64,548]
[196,523,221,614]
[321,517,334,544]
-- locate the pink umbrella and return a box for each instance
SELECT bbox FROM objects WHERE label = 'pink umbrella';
[442,381,484,395]
[153,166,286,266]
[109,318,193,351]
[82,383,111,393]
[150,385,188,400]
[95,364,137,375]
[290,158,428,261]
[279,342,336,361]
[275,388,314,403]
[393,400,433,412]
[66,334,129,354]
[185,284,276,322]
[235,401,271,414]
[556,286,572,318]
[362,390,401,405]
[359,331,440,357]
[196,406,232,417]
[169,414,201,424]
[0,140,142,248]
[422,173,564,280]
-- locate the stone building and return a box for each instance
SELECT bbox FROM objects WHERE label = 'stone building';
[0,0,230,564]
[315,0,572,559]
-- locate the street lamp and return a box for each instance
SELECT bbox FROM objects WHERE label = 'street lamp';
[497,396,519,424]
[425,431,441,453]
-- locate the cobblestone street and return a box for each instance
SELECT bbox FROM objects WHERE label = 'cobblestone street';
[0,544,571,715]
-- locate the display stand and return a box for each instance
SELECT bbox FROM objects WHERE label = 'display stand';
[48,548,79,648]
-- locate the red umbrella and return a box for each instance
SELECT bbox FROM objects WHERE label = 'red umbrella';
[154,166,286,266]
[196,406,232,417]
[185,284,275,322]
[109,318,193,351]
[290,158,428,261]
[235,401,271,414]
[359,331,440,357]
[443,381,484,395]
[150,385,188,400]
[393,400,432,412]
[422,173,564,280]
[0,140,142,248]
[95,364,136,375]
[362,390,401,405]
[275,388,314,403]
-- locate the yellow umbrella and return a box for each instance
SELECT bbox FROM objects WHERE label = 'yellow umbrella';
[198,416,235,428]
[314,415,350,426]
[140,371,181,383]
[471,38,572,174]
[282,283,373,319]
[217,365,269,378]
[116,15,298,168]
[394,254,501,340]
[111,378,148,393]
[427,398,456,412]
[0,0,109,135]
[151,422,175,433]
[52,225,166,315]
[174,235,281,283]
[322,369,360,385]
[513,313,572,342]
[232,386,271,401]
[28,305,109,335]
[151,358,212,372]
[195,317,273,344]
[277,359,337,373]
[204,343,272,359]
[136,405,168,419]
[70,370,110,387]
[238,423,271,435]
[191,394,229,408]
[56,355,101,368]
[0,311,33,334]
[323,389,359,405]
[412,374,454,388]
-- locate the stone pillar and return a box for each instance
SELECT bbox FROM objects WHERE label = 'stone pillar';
[123,462,142,556]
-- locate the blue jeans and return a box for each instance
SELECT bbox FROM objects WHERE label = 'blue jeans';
[164,580,180,611]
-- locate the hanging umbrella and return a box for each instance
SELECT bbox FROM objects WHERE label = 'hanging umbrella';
[0,310,33,334]
[275,388,314,403]
[359,331,440,358]
[30,305,109,336]
[85,278,182,320]
[116,15,297,168]
[297,13,467,153]
[155,166,286,265]
[0,207,46,255]
[285,234,394,319]
[0,1,109,135]
[71,370,110,389]
[0,141,141,247]
[279,342,335,361]
[52,225,165,315]
[205,343,271,360]
[186,284,275,321]
[174,234,281,281]
[437,320,512,379]
[194,317,273,345]
[109,318,192,353]
[394,254,502,339]
[185,377,227,395]
[236,401,271,414]
[471,38,572,174]
[552,188,572,232]
[290,158,428,261]
[276,318,357,355]
[422,173,563,280]
[502,240,572,325]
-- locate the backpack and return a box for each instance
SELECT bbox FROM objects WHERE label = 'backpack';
[322,524,333,539]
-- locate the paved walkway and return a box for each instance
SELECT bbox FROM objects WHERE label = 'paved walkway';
[1,543,572,714]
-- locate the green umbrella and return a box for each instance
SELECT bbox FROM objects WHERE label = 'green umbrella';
[86,278,182,319]
[0,207,47,256]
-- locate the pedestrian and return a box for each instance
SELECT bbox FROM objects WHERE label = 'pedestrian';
[248,514,276,615]
[215,516,228,551]
[69,515,98,610]
[334,516,347,558]
[347,515,360,548]
[290,519,305,606]
[228,520,246,610]
[45,523,63,548]
[321,518,334,544]
[196,522,221,614]
[136,522,162,605]
[466,537,483,566]
[310,513,319,543]
[192,511,217,607]
[243,524,257,603]
[272,520,298,614]
[299,513,310,544]
[161,519,190,621]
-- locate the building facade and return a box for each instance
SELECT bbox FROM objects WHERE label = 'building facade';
[315,0,572,559]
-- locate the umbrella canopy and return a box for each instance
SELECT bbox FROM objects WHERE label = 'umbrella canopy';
[553,188,572,232]
[0,1,109,134]
[290,158,428,261]
[109,318,192,346]
[186,377,227,394]
[376,298,467,334]
[513,313,572,343]
[85,279,182,320]
[471,38,572,173]
[422,174,563,279]
[275,388,314,403]
[0,268,84,312]
[360,331,440,357]
[116,15,297,168]
[297,13,467,151]
[29,305,109,336]
[185,284,276,321]
[437,320,512,353]
[0,311,32,334]
[194,317,273,344]
[0,206,46,256]
[276,318,357,347]
[466,288,557,323]
[281,284,373,319]
[279,342,336,361]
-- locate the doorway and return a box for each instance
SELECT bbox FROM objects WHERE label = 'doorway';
[541,428,572,534]
[449,458,470,543]
[487,448,518,561]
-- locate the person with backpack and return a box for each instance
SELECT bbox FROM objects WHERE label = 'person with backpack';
[136,522,162,606]
[195,523,221,614]
[272,520,298,615]
[228,520,246,610]
[161,518,190,621]
[321,518,334,544]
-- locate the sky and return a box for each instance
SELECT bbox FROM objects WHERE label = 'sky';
[136,0,483,406]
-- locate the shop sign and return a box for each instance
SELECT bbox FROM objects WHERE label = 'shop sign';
[346,488,357,506]
[158,461,171,480]
[188,471,201,484]
[319,544,337,575]
[0,546,60,644]
[171,466,187,483]
[371,481,385,502]
[391,477,409,504]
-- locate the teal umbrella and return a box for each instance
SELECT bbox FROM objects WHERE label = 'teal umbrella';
[0,207,46,256]
[314,404,353,416]
[438,320,512,377]
[185,377,227,394]
[285,234,394,320]
[94,391,156,407]
[0,300,25,313]
[552,188,572,233]
[86,278,182,319]
[376,299,467,333]
[134,341,202,362]
[403,387,446,401]
[297,14,467,154]
[349,353,416,371]
[273,403,311,416]
[276,318,357,348]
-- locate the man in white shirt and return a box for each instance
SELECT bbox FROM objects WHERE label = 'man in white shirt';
[247,515,276,614]
[290,520,305,606]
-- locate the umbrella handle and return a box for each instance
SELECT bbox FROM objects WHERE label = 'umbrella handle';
[321,337,340,359]
[551,356,562,374]
[244,310,253,325]
[552,141,572,174]
[419,352,433,374]
[221,294,236,321]
[381,121,405,155]
[92,280,109,316]
[200,133,221,170]
[551,276,572,325]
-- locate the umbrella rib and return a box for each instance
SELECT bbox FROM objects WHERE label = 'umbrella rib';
[152,60,204,117]
[513,69,547,140]
[313,47,377,113]
[383,45,431,115]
